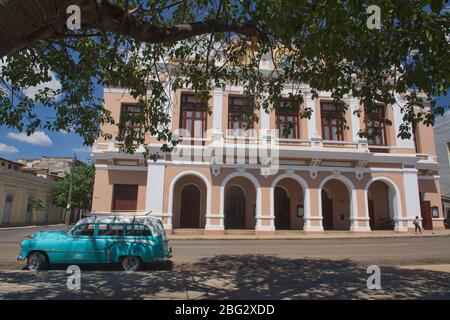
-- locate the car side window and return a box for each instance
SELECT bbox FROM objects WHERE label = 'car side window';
[72,224,95,236]
[126,224,151,237]
[97,224,124,237]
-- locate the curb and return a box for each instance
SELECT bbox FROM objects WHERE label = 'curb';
[168,233,450,241]
[0,224,66,231]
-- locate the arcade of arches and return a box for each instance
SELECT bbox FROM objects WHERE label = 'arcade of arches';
[165,170,440,233]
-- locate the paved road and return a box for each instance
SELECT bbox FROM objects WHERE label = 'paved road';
[1,226,449,299]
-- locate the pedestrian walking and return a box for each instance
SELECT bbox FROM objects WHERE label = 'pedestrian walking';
[413,216,422,235]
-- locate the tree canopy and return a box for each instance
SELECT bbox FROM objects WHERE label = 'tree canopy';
[0,0,449,156]
[53,164,94,210]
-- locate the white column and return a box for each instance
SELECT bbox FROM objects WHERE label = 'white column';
[212,87,224,140]
[350,189,371,232]
[163,78,173,132]
[392,101,415,149]
[349,97,360,141]
[306,93,317,139]
[402,168,421,230]
[261,93,272,139]
[255,187,274,231]
[300,188,320,231]
[145,162,170,228]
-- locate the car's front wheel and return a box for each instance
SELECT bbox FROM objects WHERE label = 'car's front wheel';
[121,256,142,271]
[27,252,47,271]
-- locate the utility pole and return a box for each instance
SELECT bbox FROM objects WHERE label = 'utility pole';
[66,153,76,226]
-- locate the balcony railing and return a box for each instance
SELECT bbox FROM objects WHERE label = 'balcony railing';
[224,135,260,145]
[276,138,311,147]
[323,140,359,150]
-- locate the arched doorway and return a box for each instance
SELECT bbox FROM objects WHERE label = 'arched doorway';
[171,173,208,229]
[321,179,351,230]
[274,187,290,230]
[368,181,394,230]
[180,184,201,228]
[225,186,246,229]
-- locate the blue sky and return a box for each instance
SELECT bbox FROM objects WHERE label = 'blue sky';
[0,85,103,163]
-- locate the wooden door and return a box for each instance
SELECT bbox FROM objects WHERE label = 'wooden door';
[274,187,291,230]
[180,185,200,228]
[368,199,375,230]
[420,200,433,230]
[225,186,246,229]
[322,190,333,230]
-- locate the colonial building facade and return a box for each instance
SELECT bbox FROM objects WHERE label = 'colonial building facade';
[0,158,64,226]
[91,83,444,234]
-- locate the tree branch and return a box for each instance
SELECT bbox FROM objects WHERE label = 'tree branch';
[0,0,266,57]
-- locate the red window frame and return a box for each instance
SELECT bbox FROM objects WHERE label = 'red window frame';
[412,121,419,152]
[228,96,255,130]
[118,104,142,141]
[276,100,300,139]
[179,93,207,140]
[365,104,387,146]
[320,102,344,141]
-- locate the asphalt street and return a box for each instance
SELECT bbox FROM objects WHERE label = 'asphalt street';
[0,225,449,299]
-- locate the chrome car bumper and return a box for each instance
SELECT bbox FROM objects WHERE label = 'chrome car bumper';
[17,251,26,261]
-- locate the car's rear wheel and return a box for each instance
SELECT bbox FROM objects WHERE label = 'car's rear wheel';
[27,252,47,271]
[121,256,141,271]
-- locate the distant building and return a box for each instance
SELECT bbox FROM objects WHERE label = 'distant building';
[17,156,85,179]
[0,157,64,226]
[434,109,450,226]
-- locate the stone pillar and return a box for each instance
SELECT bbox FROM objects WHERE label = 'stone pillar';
[306,93,317,140]
[350,189,371,232]
[145,162,171,229]
[402,168,421,231]
[304,187,324,232]
[204,184,225,235]
[255,186,274,234]
[349,97,361,141]
[212,87,224,140]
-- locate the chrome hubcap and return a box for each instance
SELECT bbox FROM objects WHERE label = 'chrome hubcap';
[123,257,139,271]
[28,255,39,270]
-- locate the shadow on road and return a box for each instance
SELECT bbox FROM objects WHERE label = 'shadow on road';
[1,255,449,299]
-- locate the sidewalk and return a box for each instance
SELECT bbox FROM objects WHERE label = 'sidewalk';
[0,224,65,231]
[168,229,450,240]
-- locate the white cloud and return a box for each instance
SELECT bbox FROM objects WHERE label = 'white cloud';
[72,146,92,153]
[0,143,19,154]
[22,72,61,98]
[0,58,61,99]
[7,131,53,147]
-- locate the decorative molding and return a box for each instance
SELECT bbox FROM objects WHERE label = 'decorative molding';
[332,170,341,176]
[236,167,246,174]
[211,165,221,177]
[309,158,321,179]
[285,168,295,175]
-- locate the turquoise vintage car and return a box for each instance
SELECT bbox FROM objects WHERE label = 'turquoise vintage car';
[17,215,172,271]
